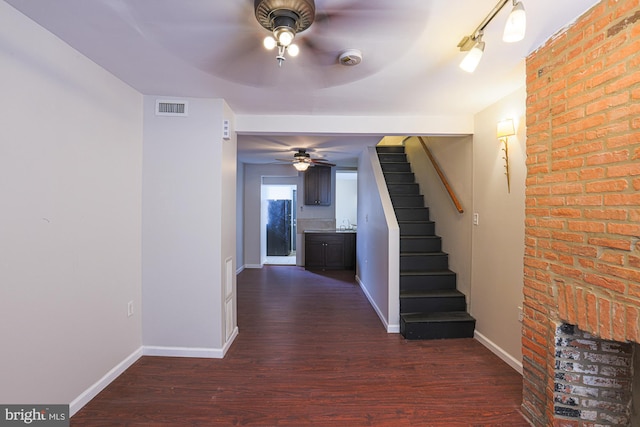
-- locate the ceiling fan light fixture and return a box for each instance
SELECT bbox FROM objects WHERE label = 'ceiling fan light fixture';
[503,0,526,43]
[273,24,295,46]
[263,36,277,50]
[254,0,315,67]
[287,43,300,57]
[293,161,310,172]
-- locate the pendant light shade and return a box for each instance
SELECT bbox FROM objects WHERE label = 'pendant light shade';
[503,1,526,43]
[459,40,485,73]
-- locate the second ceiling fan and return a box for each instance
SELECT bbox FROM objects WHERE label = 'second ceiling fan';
[276,149,335,171]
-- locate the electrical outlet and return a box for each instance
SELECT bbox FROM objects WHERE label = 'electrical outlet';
[473,213,479,226]
[518,306,523,322]
[127,301,134,317]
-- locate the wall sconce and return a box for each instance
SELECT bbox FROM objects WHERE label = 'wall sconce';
[497,118,516,193]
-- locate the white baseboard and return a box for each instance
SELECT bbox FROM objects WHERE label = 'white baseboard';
[474,330,523,375]
[355,275,400,333]
[143,345,225,359]
[143,328,239,358]
[244,264,263,269]
[70,347,143,416]
[236,265,245,274]
[223,327,239,357]
[71,331,241,417]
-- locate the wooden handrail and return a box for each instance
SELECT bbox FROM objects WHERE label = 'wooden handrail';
[417,136,464,214]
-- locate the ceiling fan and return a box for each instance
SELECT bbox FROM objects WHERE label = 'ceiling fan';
[276,149,335,171]
[254,0,316,67]
[101,0,430,88]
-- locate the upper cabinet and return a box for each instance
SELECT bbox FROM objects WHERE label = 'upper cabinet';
[304,165,332,206]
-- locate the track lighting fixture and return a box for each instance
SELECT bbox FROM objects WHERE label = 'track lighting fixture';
[457,0,526,73]
[459,33,485,73]
[503,1,526,43]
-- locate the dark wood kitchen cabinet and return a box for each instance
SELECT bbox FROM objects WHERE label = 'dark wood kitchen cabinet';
[304,165,331,206]
[304,232,356,270]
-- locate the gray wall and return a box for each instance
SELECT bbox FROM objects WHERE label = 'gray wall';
[142,96,237,355]
[142,96,236,357]
[0,2,143,408]
[405,136,473,302]
[471,87,527,371]
[356,147,400,331]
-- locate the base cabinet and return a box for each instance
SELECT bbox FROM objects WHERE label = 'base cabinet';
[304,232,356,270]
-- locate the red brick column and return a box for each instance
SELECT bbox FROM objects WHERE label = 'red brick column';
[523,1,640,424]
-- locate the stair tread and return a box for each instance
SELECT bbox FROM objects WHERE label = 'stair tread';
[400,289,465,298]
[400,269,455,276]
[400,251,447,256]
[401,311,475,323]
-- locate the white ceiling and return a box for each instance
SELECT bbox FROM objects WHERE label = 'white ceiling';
[5,0,599,166]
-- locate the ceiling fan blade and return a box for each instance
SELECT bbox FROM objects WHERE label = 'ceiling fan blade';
[119,0,294,87]
[315,0,428,34]
[311,159,336,167]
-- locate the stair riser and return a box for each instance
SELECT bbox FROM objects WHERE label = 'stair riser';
[381,163,412,173]
[400,296,466,313]
[391,195,424,207]
[401,255,449,271]
[378,153,407,163]
[400,222,435,236]
[401,320,476,340]
[395,208,430,221]
[384,173,415,183]
[400,237,441,253]
[400,274,457,292]
[376,146,405,154]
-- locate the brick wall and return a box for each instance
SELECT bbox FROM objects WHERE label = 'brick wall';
[523,0,640,425]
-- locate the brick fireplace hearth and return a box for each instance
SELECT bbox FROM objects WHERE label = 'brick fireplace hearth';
[523,0,640,425]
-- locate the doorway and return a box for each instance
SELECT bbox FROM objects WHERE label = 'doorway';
[262,184,297,265]
[335,171,358,230]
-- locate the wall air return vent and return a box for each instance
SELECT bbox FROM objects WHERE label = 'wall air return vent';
[155,100,188,117]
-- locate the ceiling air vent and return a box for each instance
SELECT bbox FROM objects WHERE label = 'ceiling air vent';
[155,100,188,117]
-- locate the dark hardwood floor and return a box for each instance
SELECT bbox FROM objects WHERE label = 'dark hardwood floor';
[72,266,529,426]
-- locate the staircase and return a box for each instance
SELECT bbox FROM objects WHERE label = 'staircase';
[377,145,476,340]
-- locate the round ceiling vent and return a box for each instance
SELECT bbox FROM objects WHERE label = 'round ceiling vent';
[338,49,362,66]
